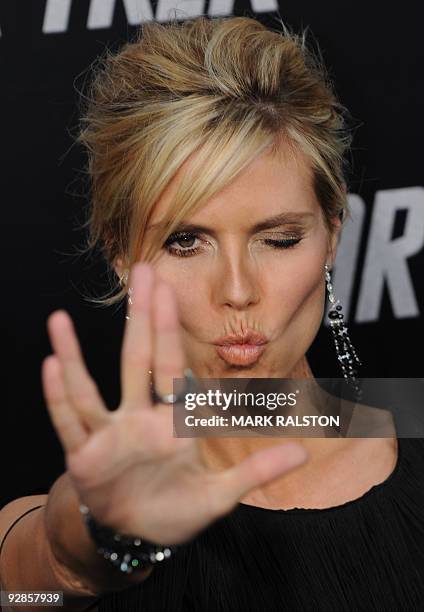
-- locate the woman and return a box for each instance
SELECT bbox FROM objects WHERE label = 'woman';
[1,16,423,612]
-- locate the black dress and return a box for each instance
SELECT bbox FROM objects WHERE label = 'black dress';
[99,438,424,611]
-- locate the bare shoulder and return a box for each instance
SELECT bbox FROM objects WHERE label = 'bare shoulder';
[0,495,48,544]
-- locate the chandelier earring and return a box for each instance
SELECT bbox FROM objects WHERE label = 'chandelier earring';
[324,263,362,400]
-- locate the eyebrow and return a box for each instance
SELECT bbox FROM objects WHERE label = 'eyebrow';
[147,211,315,235]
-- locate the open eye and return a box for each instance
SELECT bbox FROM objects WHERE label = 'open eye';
[163,231,202,257]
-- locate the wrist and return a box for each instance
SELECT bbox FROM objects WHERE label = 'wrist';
[79,504,178,576]
[44,473,152,595]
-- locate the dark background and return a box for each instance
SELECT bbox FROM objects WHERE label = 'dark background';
[1,1,422,507]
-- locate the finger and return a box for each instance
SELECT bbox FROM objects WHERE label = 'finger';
[41,354,88,453]
[216,442,309,511]
[151,281,185,400]
[47,310,109,430]
[121,263,155,410]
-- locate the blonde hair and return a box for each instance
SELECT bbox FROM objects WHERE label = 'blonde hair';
[77,16,352,307]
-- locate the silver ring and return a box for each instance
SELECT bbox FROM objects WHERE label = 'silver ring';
[151,368,195,405]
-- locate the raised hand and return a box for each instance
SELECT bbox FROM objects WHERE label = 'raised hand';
[42,263,309,547]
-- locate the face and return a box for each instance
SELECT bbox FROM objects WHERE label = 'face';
[119,142,341,378]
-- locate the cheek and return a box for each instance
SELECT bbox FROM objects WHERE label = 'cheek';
[264,249,326,322]
[262,252,326,369]
[153,264,207,325]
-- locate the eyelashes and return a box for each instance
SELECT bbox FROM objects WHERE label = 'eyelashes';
[163,231,303,258]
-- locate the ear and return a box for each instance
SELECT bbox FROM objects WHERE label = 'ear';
[113,257,127,286]
[326,213,343,269]
[326,181,347,268]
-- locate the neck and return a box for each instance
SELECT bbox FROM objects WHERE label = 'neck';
[198,355,339,471]
[286,354,315,379]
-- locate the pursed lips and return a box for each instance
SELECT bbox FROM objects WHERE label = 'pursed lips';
[213,331,268,366]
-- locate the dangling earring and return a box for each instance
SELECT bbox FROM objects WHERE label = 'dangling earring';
[121,270,153,380]
[125,288,133,321]
[324,263,362,399]
[119,270,133,321]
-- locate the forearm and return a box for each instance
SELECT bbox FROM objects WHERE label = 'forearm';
[0,473,152,611]
[44,472,153,595]
[0,502,99,612]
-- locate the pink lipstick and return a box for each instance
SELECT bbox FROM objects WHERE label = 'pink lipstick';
[213,331,268,366]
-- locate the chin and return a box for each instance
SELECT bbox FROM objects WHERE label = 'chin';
[219,362,268,377]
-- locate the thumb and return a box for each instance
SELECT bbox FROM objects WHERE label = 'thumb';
[216,442,309,510]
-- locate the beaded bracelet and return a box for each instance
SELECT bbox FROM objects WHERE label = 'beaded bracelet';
[79,504,178,574]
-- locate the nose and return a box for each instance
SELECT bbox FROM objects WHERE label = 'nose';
[212,246,260,311]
